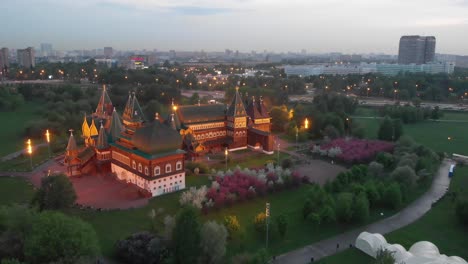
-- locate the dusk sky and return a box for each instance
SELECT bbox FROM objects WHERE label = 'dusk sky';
[3,0,468,55]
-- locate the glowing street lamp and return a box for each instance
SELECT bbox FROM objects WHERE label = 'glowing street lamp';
[45,129,51,158]
[26,139,33,170]
[224,148,228,171]
[304,118,309,129]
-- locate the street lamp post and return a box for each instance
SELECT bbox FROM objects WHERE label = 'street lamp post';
[277,143,280,165]
[224,148,228,171]
[26,139,33,170]
[265,202,270,249]
[295,127,298,151]
[45,129,51,158]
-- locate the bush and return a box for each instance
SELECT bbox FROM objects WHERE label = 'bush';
[383,183,402,209]
[276,214,288,239]
[254,213,267,235]
[391,166,417,187]
[455,199,468,226]
[116,232,168,264]
[223,215,241,239]
[281,158,293,169]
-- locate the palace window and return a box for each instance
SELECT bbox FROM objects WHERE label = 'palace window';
[132,161,136,169]
[165,164,172,173]
[138,163,142,173]
[144,166,149,176]
[176,161,182,171]
[154,166,161,176]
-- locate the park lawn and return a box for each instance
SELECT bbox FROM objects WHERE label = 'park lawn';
[440,111,468,121]
[0,102,42,157]
[316,248,373,264]
[318,166,468,264]
[385,166,468,260]
[0,177,35,206]
[210,152,290,171]
[357,118,468,154]
[0,145,62,172]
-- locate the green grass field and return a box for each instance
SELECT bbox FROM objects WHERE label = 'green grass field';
[0,103,42,157]
[356,118,468,155]
[0,177,35,206]
[316,165,468,264]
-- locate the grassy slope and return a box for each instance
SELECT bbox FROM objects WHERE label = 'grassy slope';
[316,162,468,263]
[0,103,42,157]
[0,177,35,206]
[353,107,468,154]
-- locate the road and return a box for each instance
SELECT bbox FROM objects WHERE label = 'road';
[274,159,452,264]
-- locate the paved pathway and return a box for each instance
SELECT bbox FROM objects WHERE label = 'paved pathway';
[1,143,47,162]
[274,159,452,264]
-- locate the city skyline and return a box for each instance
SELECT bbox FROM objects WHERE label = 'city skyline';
[2,0,468,55]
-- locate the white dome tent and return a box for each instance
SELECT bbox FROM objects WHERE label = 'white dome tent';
[355,232,467,264]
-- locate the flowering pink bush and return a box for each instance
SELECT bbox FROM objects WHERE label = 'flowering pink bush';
[319,138,394,164]
[202,166,304,211]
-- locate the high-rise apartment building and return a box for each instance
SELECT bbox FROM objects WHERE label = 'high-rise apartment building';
[398,35,436,64]
[17,47,35,68]
[0,48,9,69]
[104,47,113,58]
[40,43,53,56]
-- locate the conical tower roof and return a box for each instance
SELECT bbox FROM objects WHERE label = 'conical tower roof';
[90,119,99,137]
[257,96,270,118]
[95,85,113,117]
[66,130,78,153]
[246,96,262,119]
[82,114,90,138]
[122,92,146,124]
[96,122,109,150]
[108,108,124,142]
[227,87,246,117]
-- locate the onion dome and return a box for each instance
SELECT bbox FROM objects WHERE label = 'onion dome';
[132,120,182,155]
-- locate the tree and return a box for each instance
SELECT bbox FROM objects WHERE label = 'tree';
[335,193,354,223]
[431,106,442,119]
[200,221,228,264]
[455,199,468,226]
[383,183,402,209]
[352,192,370,223]
[32,174,76,211]
[270,105,289,132]
[173,207,201,264]
[24,211,99,264]
[0,205,36,260]
[223,215,241,239]
[392,118,403,140]
[276,214,288,239]
[378,116,394,141]
[374,249,396,264]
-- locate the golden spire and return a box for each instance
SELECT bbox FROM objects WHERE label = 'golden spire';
[90,119,99,137]
[81,114,90,139]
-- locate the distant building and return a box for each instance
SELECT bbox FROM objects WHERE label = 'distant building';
[0,47,9,75]
[17,47,35,68]
[398,35,436,64]
[284,62,454,76]
[169,50,176,59]
[104,47,113,58]
[40,43,53,56]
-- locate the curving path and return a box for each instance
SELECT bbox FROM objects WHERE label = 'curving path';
[274,159,452,264]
